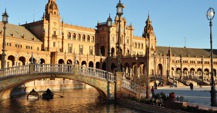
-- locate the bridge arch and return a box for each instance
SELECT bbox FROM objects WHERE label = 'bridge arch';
[0,75,110,100]
[0,64,115,101]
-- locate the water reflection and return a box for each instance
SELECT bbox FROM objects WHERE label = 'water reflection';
[0,88,143,113]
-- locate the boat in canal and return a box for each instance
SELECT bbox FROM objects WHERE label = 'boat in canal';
[27,89,40,100]
[42,88,54,100]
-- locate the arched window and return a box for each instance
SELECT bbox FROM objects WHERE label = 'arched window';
[92,36,95,42]
[82,35,86,41]
[135,42,137,48]
[73,33,76,40]
[68,32,71,39]
[100,46,105,56]
[78,34,81,41]
[87,35,90,42]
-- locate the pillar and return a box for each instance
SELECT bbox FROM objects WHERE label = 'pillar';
[115,72,123,99]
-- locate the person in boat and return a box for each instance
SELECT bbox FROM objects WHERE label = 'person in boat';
[42,88,54,100]
[29,89,38,95]
[27,89,39,100]
[46,88,52,94]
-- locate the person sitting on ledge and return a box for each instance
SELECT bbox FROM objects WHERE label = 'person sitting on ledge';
[169,92,176,101]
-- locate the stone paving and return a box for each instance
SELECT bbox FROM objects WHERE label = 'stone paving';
[118,99,190,113]
[155,86,217,111]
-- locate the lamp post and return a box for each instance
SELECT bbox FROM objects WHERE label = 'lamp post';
[107,15,112,72]
[1,10,8,69]
[207,7,216,106]
[116,0,124,72]
[146,40,150,99]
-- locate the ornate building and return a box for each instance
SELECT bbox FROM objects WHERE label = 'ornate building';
[0,0,216,85]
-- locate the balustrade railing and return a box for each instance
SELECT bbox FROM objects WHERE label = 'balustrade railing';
[77,66,114,82]
[0,64,114,83]
[0,65,29,78]
[34,64,74,74]
[122,79,145,93]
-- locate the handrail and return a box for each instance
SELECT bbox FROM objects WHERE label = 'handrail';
[0,65,29,78]
[0,64,152,96]
[77,66,114,82]
[0,64,115,82]
[122,79,146,94]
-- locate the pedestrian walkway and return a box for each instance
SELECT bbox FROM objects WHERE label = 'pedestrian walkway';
[118,99,190,113]
[156,86,217,110]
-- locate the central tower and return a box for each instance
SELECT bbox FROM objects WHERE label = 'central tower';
[43,0,62,52]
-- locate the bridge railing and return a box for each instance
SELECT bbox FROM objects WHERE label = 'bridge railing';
[122,79,145,94]
[0,64,115,83]
[34,64,74,74]
[77,66,114,82]
[0,65,30,78]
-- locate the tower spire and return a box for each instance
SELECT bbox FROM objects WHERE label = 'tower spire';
[45,0,59,20]
[142,15,154,38]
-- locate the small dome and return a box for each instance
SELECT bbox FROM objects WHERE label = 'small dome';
[49,1,58,10]
[45,0,58,14]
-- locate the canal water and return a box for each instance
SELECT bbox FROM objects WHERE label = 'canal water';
[0,88,143,113]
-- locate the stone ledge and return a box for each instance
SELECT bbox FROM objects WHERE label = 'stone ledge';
[164,101,189,109]
[118,99,189,113]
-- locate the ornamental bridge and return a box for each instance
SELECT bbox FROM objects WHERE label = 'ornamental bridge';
[0,63,145,101]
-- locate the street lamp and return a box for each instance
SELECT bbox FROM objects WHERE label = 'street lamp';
[207,7,216,106]
[116,0,124,72]
[146,40,150,99]
[107,14,112,72]
[1,9,8,69]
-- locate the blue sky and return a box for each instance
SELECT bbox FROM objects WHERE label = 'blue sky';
[0,0,217,49]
